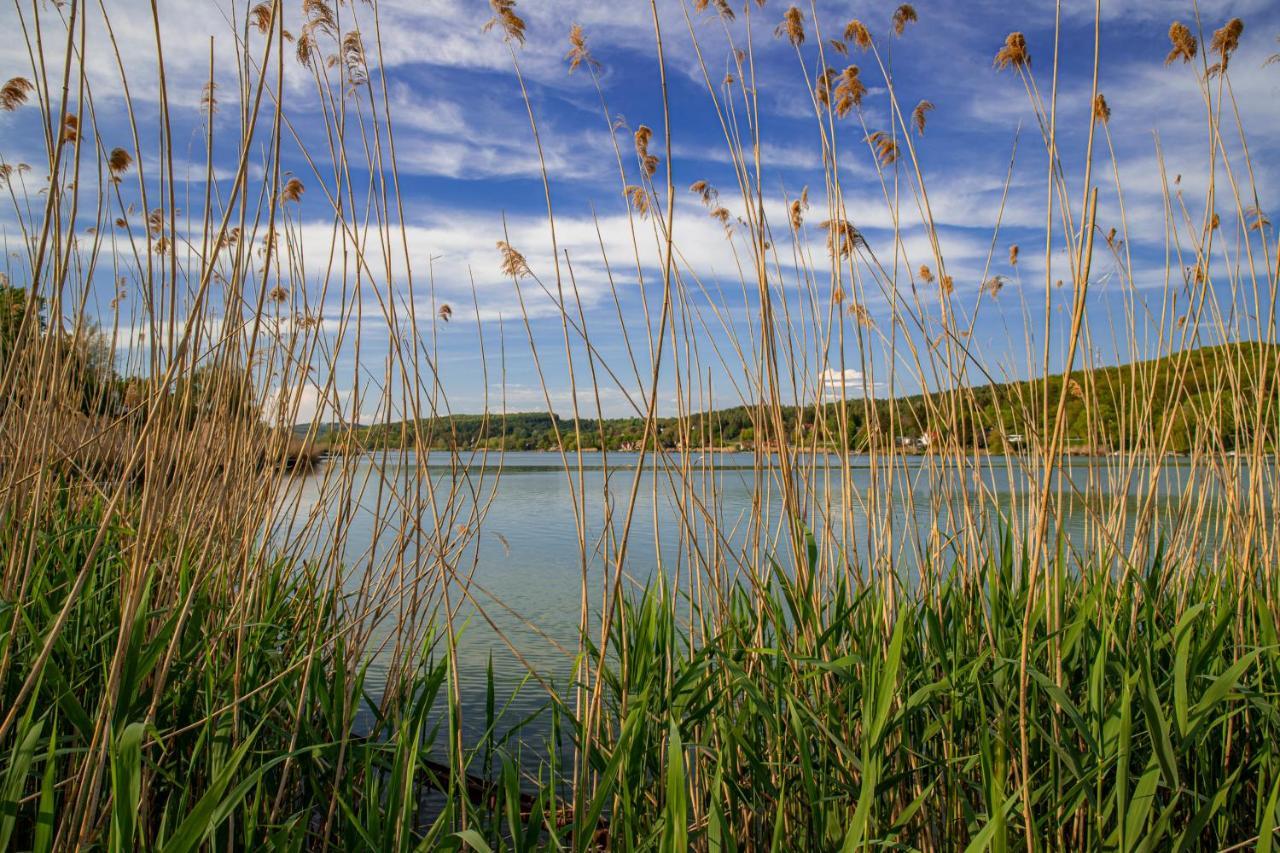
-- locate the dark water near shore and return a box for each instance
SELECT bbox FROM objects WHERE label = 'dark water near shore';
[280,450,1265,758]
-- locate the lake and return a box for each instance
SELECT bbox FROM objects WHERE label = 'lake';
[279,449,1250,754]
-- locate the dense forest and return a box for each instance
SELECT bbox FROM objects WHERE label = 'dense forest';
[353,343,1279,453]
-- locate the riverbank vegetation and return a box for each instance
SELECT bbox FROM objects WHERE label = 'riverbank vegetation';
[1,0,1277,849]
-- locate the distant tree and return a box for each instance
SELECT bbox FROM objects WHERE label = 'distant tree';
[0,283,45,364]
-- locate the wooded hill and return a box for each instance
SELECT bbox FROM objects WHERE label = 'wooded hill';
[353,343,1279,453]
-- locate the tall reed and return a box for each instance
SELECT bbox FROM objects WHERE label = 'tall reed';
[0,0,1277,849]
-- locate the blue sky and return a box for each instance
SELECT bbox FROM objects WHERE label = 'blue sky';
[1,0,1277,423]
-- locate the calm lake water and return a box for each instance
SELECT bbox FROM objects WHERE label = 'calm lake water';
[280,450,1257,754]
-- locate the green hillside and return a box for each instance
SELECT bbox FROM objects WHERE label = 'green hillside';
[355,343,1279,453]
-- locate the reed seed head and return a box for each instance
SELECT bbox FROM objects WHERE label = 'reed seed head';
[0,77,34,111]
[1210,18,1244,56]
[995,32,1029,70]
[834,66,866,117]
[690,180,717,206]
[1166,22,1196,65]
[940,274,954,295]
[776,7,805,46]
[625,185,650,217]
[108,147,133,175]
[844,20,872,50]
[303,0,336,34]
[498,240,530,278]
[820,219,866,258]
[60,114,79,145]
[848,302,873,327]
[1092,93,1111,124]
[1246,206,1270,232]
[892,4,918,36]
[912,100,934,134]
[249,2,273,34]
[1009,244,1019,266]
[814,67,836,109]
[438,303,453,322]
[282,177,305,203]
[342,31,368,85]
[565,24,600,74]
[982,275,1006,295]
[866,130,899,166]
[1209,18,1243,68]
[297,31,316,65]
[919,265,934,283]
[829,39,848,56]
[789,186,808,231]
[483,0,527,46]
[634,125,658,177]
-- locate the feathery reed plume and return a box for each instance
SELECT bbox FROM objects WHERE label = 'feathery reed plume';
[626,185,650,217]
[60,114,79,145]
[282,177,305,203]
[834,66,866,117]
[342,31,368,85]
[848,302,874,327]
[820,219,866,258]
[689,180,718,206]
[982,274,1007,295]
[565,24,599,73]
[1246,206,1271,232]
[940,274,954,295]
[912,100,934,134]
[1166,22,1196,65]
[201,82,218,116]
[832,285,845,304]
[634,125,659,177]
[789,186,808,231]
[1092,93,1111,123]
[297,0,336,65]
[483,0,527,46]
[892,4,918,36]
[866,130,899,165]
[498,240,530,277]
[1009,244,1019,265]
[1105,226,1117,245]
[249,2,273,35]
[710,206,730,226]
[296,30,316,65]
[0,77,33,111]
[711,0,735,21]
[107,147,133,175]
[814,67,837,109]
[303,0,336,34]
[829,39,848,56]
[844,20,872,50]
[438,303,453,322]
[1210,18,1244,67]
[776,7,805,46]
[269,285,289,303]
[1210,212,1220,230]
[919,264,934,283]
[995,32,1030,70]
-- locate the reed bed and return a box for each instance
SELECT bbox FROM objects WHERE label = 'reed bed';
[0,0,1277,849]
